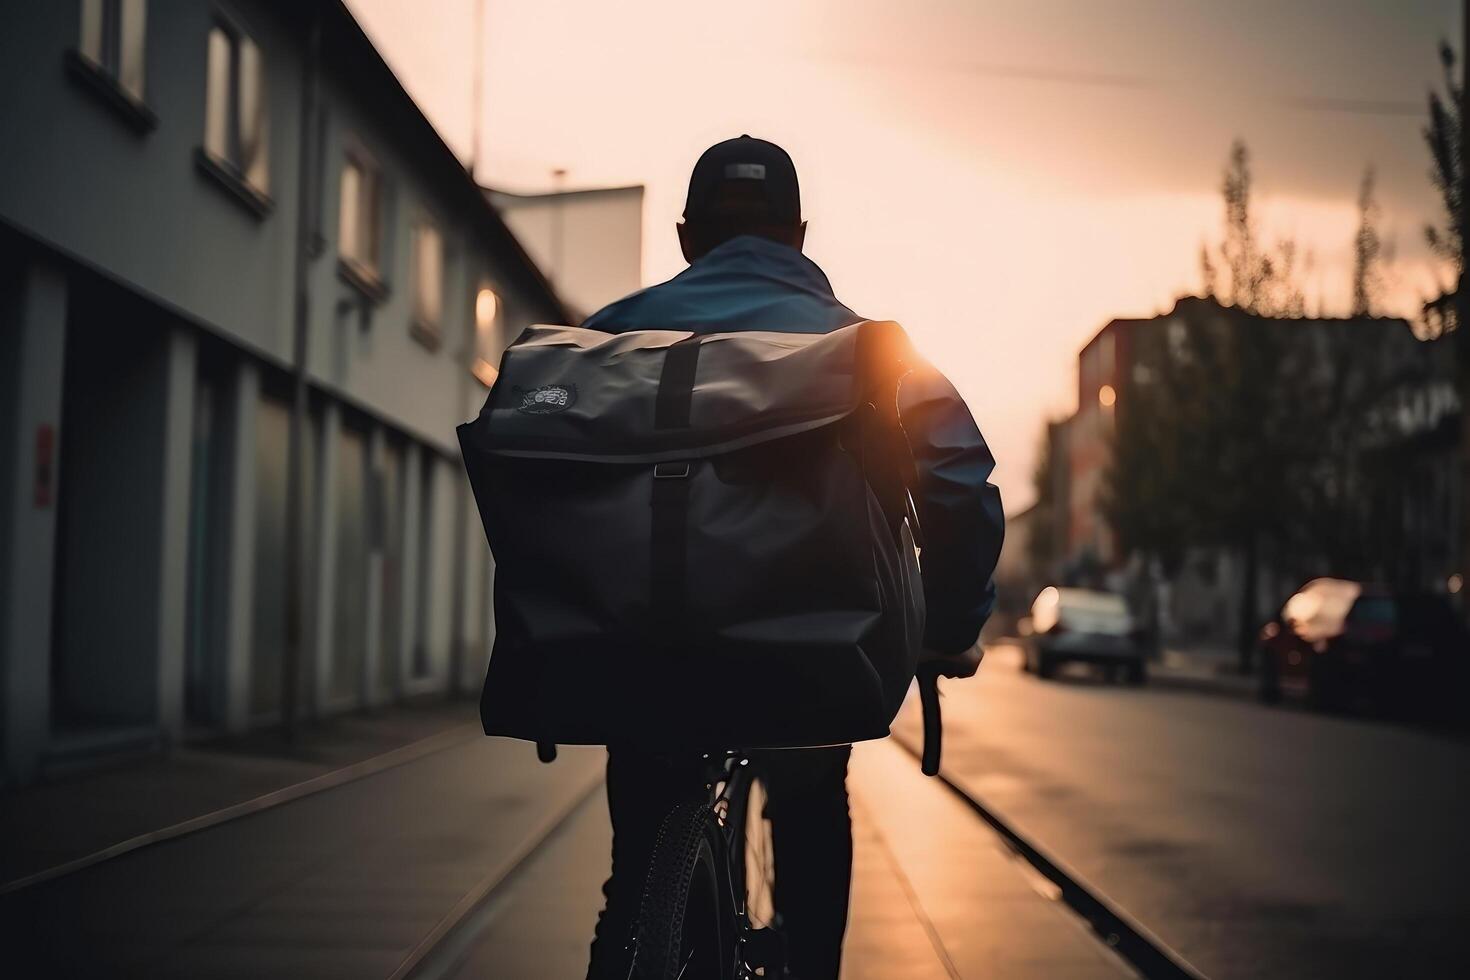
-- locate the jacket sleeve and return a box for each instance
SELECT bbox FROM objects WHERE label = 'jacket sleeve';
[897,364,1005,654]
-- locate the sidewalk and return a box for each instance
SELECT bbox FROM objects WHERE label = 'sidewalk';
[2,731,607,977]
[443,737,1128,980]
[0,698,481,886]
[3,697,1130,978]
[845,739,1129,979]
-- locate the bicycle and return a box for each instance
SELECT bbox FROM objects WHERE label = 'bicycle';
[619,669,947,980]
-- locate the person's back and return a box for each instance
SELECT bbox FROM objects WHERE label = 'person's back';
[582,136,1005,980]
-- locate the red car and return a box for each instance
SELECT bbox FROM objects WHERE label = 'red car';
[1257,578,1468,717]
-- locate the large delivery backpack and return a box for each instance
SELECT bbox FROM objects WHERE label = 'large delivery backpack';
[457,319,926,750]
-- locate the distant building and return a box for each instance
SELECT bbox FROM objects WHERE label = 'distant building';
[1066,315,1150,570]
[1043,295,1461,647]
[488,185,644,322]
[0,0,568,784]
[990,502,1039,635]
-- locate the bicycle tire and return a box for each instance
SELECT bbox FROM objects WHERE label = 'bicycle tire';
[632,802,731,980]
[726,772,775,930]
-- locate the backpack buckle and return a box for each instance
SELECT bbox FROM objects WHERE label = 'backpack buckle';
[653,462,691,479]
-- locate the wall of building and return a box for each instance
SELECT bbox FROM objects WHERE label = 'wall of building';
[0,0,571,784]
[492,186,644,320]
[1052,296,1462,651]
[0,1,300,363]
[1,261,69,777]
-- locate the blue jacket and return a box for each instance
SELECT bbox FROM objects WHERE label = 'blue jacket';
[584,235,1005,653]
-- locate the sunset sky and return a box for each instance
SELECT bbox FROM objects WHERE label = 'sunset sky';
[347,0,1461,511]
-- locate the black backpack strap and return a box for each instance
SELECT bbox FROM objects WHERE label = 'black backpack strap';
[650,462,692,636]
[649,336,701,639]
[654,335,702,429]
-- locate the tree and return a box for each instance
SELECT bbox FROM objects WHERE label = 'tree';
[1203,140,1307,318]
[1204,141,1307,663]
[1199,245,1218,299]
[1421,38,1468,610]
[1220,140,1258,308]
[1112,140,1316,669]
[1424,42,1463,286]
[1101,329,1194,579]
[1352,167,1383,316]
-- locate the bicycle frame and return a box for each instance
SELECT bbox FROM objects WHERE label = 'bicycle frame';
[702,752,782,978]
[566,676,946,979]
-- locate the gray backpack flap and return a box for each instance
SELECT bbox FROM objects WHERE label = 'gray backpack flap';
[458,319,925,750]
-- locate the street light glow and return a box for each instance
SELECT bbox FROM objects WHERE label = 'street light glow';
[476,287,499,330]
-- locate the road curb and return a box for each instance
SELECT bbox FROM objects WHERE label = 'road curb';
[391,768,606,979]
[892,728,1211,980]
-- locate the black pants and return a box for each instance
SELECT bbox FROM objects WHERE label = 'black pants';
[586,745,853,980]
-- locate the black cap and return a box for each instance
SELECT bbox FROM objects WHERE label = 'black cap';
[683,135,801,225]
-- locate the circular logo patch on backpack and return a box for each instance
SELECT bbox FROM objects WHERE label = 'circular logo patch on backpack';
[515,384,577,414]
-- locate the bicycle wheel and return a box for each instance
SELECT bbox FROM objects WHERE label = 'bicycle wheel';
[632,802,732,980]
[728,774,776,930]
[724,766,788,977]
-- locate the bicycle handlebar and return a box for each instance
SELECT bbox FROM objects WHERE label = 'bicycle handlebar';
[917,669,942,777]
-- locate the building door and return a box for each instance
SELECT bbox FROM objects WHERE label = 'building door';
[425,456,458,684]
[183,367,231,728]
[250,393,317,720]
[412,452,434,680]
[376,438,405,698]
[330,422,369,704]
[50,304,173,734]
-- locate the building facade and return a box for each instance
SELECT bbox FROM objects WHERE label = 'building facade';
[489,184,644,322]
[1038,296,1461,648]
[0,0,571,784]
[1064,316,1148,570]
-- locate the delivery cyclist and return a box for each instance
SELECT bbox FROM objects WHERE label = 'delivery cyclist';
[581,136,1004,980]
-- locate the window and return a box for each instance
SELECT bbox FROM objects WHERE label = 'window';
[411,221,444,344]
[69,0,154,131]
[203,19,269,196]
[339,150,384,286]
[335,144,388,299]
[79,0,147,101]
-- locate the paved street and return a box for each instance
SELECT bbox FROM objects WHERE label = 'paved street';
[8,641,1467,978]
[2,735,608,978]
[1,711,1123,979]
[892,643,1470,979]
[442,739,1124,979]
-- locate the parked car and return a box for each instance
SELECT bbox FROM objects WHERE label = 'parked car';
[1257,578,1469,717]
[1020,587,1146,684]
